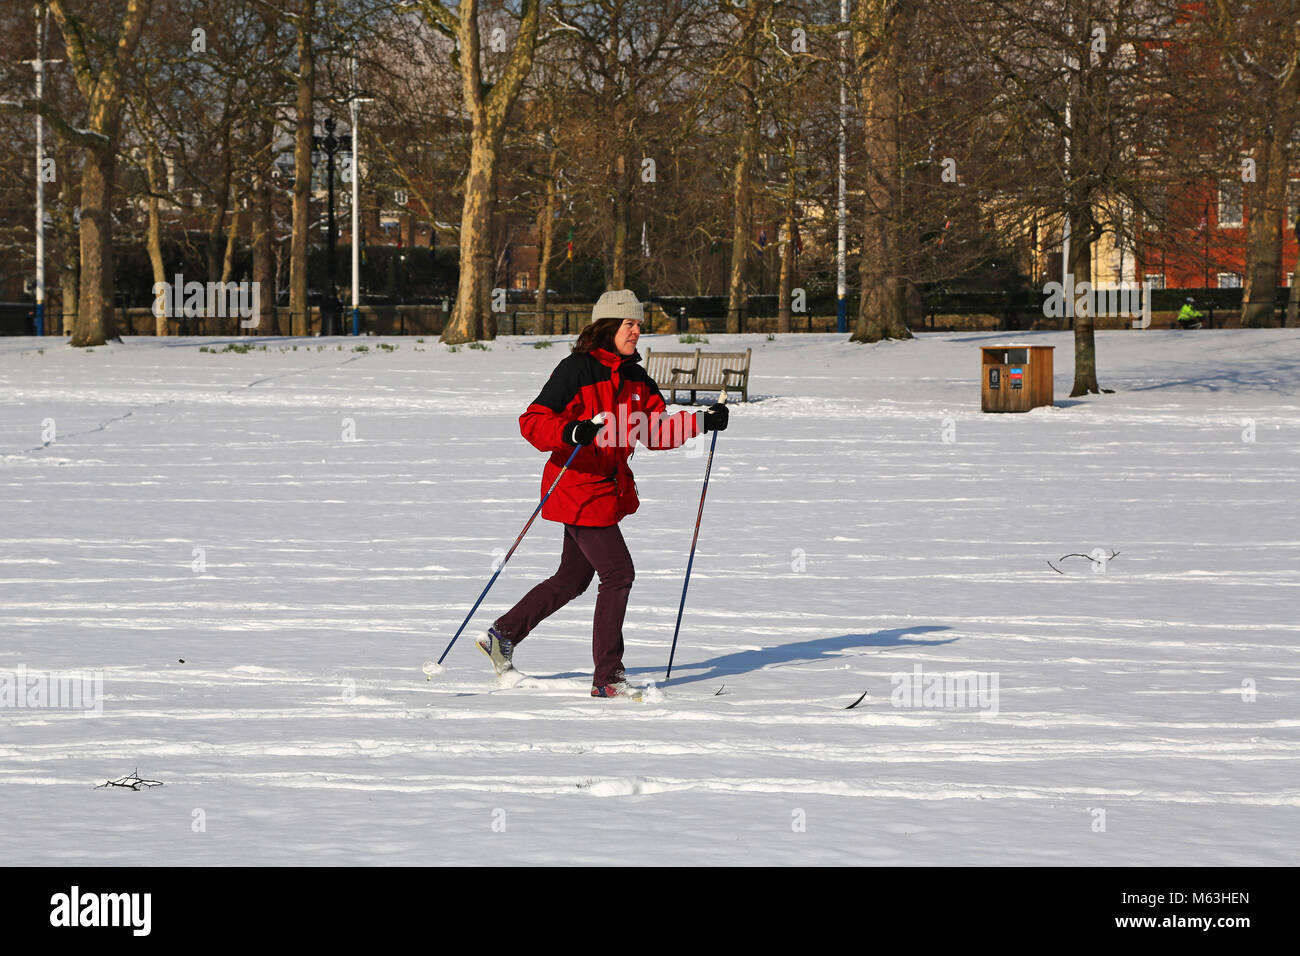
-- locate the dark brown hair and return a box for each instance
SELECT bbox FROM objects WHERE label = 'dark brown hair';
[571,316,624,354]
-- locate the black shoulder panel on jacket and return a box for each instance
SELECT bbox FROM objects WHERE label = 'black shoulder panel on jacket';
[532,353,612,411]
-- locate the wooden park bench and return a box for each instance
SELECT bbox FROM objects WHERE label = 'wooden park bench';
[642,347,752,404]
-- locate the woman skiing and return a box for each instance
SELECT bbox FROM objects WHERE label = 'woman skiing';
[477,290,729,698]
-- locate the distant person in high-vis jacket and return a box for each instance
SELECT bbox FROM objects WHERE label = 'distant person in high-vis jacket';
[1177,298,1203,329]
[476,290,729,698]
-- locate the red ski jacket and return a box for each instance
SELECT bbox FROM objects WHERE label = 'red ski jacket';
[520,347,701,526]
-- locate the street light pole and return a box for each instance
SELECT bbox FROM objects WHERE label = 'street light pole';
[313,115,350,335]
[350,80,360,335]
[348,55,372,336]
[26,4,61,337]
[1062,25,1073,291]
[837,0,848,334]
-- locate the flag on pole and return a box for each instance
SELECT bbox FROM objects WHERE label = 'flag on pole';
[567,227,574,261]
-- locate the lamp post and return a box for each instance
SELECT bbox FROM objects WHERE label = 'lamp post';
[313,115,350,335]
[348,56,373,336]
[24,4,61,336]
[836,0,848,334]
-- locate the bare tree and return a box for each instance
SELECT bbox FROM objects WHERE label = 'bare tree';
[417,0,542,344]
[850,0,911,342]
[1207,2,1300,327]
[43,0,152,346]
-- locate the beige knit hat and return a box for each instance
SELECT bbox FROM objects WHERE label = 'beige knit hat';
[592,289,644,321]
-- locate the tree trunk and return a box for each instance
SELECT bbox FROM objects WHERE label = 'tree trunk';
[290,0,315,337]
[726,128,756,335]
[1242,122,1294,327]
[724,5,761,335]
[145,146,167,336]
[436,0,542,343]
[60,242,78,337]
[535,149,556,336]
[208,142,233,284]
[1287,245,1300,327]
[70,149,114,347]
[778,146,797,334]
[221,198,238,285]
[610,153,630,290]
[444,137,498,343]
[48,0,151,347]
[851,0,911,344]
[251,137,275,335]
[1068,206,1100,396]
[57,153,77,335]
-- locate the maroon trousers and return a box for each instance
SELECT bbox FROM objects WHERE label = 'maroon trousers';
[494,523,634,686]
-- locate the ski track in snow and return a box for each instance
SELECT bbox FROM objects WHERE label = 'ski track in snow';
[1,331,1298,865]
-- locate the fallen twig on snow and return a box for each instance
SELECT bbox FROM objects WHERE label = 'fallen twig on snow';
[95,769,163,791]
[1047,549,1120,574]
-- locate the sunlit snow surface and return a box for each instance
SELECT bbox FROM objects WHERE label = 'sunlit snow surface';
[1,330,1297,865]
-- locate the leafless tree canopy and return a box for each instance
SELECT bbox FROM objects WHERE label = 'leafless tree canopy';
[1,0,1296,356]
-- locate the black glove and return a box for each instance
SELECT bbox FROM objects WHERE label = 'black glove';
[563,417,604,446]
[702,403,729,433]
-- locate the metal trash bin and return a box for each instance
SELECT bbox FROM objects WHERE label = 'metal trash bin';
[981,345,1054,412]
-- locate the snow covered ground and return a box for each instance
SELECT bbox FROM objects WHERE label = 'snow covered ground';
[1,329,1297,865]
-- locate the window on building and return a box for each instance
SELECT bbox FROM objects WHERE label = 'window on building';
[1218,181,1244,227]
[515,272,530,291]
[1217,272,1241,289]
[1288,179,1300,225]
[1144,273,1165,289]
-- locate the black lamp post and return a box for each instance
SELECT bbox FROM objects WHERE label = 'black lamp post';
[313,115,351,335]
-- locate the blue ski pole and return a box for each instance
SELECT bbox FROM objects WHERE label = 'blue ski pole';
[664,390,727,685]
[424,413,604,677]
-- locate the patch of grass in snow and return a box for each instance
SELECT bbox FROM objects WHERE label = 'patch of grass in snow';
[679,333,708,344]
[468,341,489,351]
[533,340,553,349]
[352,345,369,353]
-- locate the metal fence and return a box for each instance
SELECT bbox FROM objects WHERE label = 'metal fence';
[3,288,1287,337]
